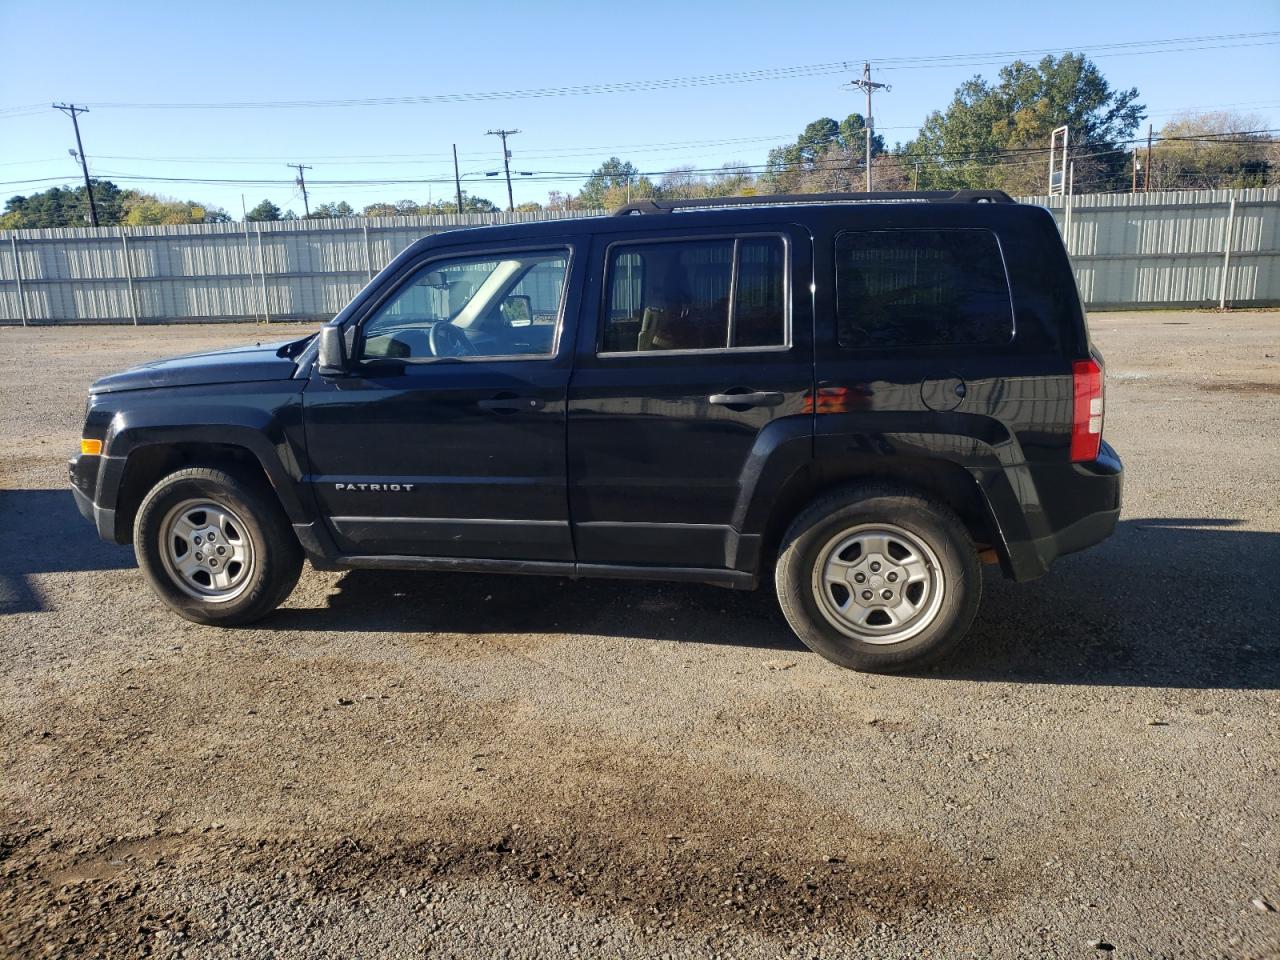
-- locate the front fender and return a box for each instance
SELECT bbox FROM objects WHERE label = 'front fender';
[98,382,309,522]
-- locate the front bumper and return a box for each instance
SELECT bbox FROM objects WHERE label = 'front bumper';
[69,455,119,542]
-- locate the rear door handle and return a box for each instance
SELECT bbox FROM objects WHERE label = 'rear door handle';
[708,390,785,408]
[478,395,544,413]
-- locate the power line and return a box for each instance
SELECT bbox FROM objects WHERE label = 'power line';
[3,129,1274,192]
[13,31,1273,114]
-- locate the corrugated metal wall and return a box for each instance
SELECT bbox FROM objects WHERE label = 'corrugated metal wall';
[1,191,1276,324]
[0,211,597,325]
[1028,187,1279,308]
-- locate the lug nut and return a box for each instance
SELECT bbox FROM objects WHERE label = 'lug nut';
[194,552,203,561]
[870,561,881,572]
[194,536,202,545]
[216,546,226,556]
[881,589,893,600]
[209,558,218,567]
[861,590,873,601]
[854,572,866,583]
[207,532,216,542]
[887,572,898,582]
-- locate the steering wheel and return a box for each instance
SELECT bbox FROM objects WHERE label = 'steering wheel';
[428,321,476,358]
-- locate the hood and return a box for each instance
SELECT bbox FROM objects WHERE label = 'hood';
[90,337,312,395]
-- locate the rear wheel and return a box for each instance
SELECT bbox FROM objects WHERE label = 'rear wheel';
[775,484,981,672]
[133,466,302,626]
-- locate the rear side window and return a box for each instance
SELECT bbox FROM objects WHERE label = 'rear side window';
[602,236,787,353]
[835,229,1013,348]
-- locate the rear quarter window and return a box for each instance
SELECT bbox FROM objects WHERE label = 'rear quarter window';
[835,228,1014,349]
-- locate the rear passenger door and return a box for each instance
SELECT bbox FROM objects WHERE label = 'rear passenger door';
[567,224,814,573]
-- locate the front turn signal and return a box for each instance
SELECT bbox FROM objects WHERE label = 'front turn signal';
[80,438,103,456]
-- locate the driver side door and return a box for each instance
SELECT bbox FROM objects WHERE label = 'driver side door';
[302,241,581,560]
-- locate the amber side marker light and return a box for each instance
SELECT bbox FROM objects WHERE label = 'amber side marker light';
[80,438,103,456]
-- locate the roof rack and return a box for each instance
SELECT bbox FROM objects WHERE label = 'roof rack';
[613,190,1014,216]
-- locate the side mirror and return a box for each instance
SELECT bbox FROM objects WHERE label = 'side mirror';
[317,324,348,376]
[501,294,533,327]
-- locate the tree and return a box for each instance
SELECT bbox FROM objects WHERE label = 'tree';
[362,194,500,217]
[246,199,282,222]
[307,201,355,219]
[763,115,884,193]
[1,180,129,228]
[901,53,1145,194]
[578,157,643,208]
[1146,111,1273,190]
[545,190,575,212]
[122,196,229,226]
[1,180,228,228]
[651,163,760,201]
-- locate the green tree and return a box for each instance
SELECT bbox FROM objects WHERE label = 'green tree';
[578,157,643,208]
[2,180,130,228]
[763,115,884,193]
[246,199,282,222]
[307,201,355,219]
[902,53,1144,194]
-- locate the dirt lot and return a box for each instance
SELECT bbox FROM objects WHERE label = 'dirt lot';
[1,311,1277,959]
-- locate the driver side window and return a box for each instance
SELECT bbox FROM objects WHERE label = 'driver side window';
[360,249,568,361]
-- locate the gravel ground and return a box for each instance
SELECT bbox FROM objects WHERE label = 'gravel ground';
[0,311,1277,959]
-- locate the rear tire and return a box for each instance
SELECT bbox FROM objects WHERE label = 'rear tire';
[133,466,302,626]
[774,483,981,672]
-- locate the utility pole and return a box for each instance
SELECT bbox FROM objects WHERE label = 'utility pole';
[288,163,312,217]
[52,103,98,226]
[846,63,889,191]
[486,129,520,211]
[452,144,464,215]
[1145,124,1153,193]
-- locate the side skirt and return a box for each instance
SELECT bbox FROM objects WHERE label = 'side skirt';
[332,553,757,590]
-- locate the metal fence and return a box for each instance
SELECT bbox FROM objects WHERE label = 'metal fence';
[1030,187,1279,309]
[1,189,1277,325]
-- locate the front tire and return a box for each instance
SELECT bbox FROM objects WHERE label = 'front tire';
[775,483,981,672]
[133,466,302,626]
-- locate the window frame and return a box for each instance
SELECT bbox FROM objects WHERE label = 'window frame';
[597,232,792,358]
[353,243,574,365]
[832,227,1018,351]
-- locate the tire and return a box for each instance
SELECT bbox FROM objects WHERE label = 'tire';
[774,483,981,672]
[133,465,303,626]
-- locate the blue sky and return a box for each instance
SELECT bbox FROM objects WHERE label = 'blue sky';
[1,0,1277,216]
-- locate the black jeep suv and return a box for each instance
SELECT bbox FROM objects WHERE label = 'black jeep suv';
[70,191,1122,672]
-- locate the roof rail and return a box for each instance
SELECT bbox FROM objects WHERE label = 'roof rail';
[613,190,1015,216]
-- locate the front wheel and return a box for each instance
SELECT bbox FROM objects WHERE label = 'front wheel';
[775,484,981,672]
[133,466,303,626]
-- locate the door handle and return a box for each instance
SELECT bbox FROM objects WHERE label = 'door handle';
[478,395,544,413]
[708,390,785,408]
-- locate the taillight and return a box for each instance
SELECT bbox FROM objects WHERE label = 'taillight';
[1070,358,1104,462]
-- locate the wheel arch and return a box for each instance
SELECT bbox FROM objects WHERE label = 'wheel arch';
[113,441,289,544]
[757,455,1009,577]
